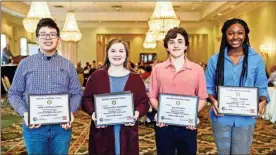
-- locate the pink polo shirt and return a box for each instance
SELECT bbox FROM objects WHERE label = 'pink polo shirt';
[148,57,208,99]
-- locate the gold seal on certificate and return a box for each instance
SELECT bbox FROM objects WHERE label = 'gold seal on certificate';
[28,94,71,125]
[218,86,258,116]
[157,94,199,127]
[94,92,135,127]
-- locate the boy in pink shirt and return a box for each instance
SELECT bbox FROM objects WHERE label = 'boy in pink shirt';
[149,27,208,155]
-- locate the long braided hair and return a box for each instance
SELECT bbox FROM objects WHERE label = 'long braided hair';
[215,18,250,92]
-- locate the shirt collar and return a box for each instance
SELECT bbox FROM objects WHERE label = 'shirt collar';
[165,56,193,70]
[224,46,257,56]
[38,49,58,60]
[224,46,257,62]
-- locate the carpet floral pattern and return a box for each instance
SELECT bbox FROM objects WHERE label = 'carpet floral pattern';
[1,106,275,155]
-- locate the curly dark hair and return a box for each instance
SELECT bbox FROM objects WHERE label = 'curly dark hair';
[163,27,189,54]
[35,18,60,37]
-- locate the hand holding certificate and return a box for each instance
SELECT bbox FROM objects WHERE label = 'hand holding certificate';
[157,94,199,127]
[218,86,258,116]
[28,94,71,126]
[94,92,135,127]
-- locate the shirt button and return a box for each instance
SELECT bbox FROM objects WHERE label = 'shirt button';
[48,75,50,78]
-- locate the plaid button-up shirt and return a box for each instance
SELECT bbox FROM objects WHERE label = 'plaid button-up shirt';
[8,50,83,116]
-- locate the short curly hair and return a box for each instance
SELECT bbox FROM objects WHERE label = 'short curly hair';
[35,18,60,37]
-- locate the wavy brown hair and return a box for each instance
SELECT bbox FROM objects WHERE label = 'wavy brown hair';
[163,27,189,54]
[103,38,129,68]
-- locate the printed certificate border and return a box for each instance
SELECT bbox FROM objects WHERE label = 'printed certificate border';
[28,93,71,126]
[157,93,199,127]
[94,91,135,126]
[218,86,258,117]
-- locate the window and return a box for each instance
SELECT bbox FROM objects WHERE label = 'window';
[28,43,39,56]
[20,38,28,56]
[1,34,7,54]
[140,53,157,63]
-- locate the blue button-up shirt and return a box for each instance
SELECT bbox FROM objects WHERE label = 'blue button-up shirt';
[205,47,270,127]
[8,50,83,116]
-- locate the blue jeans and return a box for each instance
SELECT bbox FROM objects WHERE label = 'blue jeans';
[23,123,72,154]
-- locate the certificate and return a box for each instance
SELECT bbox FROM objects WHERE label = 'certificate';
[28,94,71,125]
[157,94,198,127]
[218,86,258,116]
[94,92,135,126]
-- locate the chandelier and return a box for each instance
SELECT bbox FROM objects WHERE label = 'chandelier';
[143,31,157,49]
[23,2,52,33]
[60,11,82,42]
[148,1,180,41]
[143,41,157,49]
[153,31,166,41]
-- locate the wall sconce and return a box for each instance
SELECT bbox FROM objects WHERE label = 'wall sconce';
[260,44,268,57]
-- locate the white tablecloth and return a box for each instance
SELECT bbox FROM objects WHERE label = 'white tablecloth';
[263,87,276,123]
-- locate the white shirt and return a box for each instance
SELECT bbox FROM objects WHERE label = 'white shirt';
[268,71,276,83]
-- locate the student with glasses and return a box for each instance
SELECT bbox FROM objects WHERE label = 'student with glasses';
[38,33,59,39]
[8,18,83,154]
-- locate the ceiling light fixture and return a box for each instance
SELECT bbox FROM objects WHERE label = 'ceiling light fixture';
[148,1,180,41]
[23,2,52,33]
[61,2,82,42]
[143,30,157,49]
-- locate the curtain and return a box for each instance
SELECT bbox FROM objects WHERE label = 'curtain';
[187,34,208,63]
[59,40,77,65]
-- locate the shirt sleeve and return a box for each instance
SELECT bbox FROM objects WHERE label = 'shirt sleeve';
[81,73,97,116]
[268,72,276,83]
[148,65,159,99]
[8,61,28,116]
[205,56,217,96]
[196,67,208,99]
[255,57,270,103]
[68,63,83,112]
[134,75,150,117]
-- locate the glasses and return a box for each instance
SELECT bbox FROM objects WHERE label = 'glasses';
[38,33,58,39]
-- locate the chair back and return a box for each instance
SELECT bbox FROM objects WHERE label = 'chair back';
[78,74,84,86]
[2,77,8,92]
[4,76,11,89]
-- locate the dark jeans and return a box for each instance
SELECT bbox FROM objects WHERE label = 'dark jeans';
[155,125,197,155]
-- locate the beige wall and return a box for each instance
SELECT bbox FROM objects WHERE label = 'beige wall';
[212,2,276,73]
[77,25,213,64]
[95,34,168,64]
[77,27,148,64]
[242,2,276,73]
[1,2,275,69]
[1,13,35,56]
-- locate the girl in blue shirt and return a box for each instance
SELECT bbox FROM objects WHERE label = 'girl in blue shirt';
[205,18,270,154]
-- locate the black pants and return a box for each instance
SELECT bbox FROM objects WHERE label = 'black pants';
[155,125,197,155]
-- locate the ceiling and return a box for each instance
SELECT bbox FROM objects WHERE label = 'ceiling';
[1,1,267,28]
[44,2,207,12]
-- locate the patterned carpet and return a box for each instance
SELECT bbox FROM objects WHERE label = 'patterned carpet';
[1,105,276,155]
